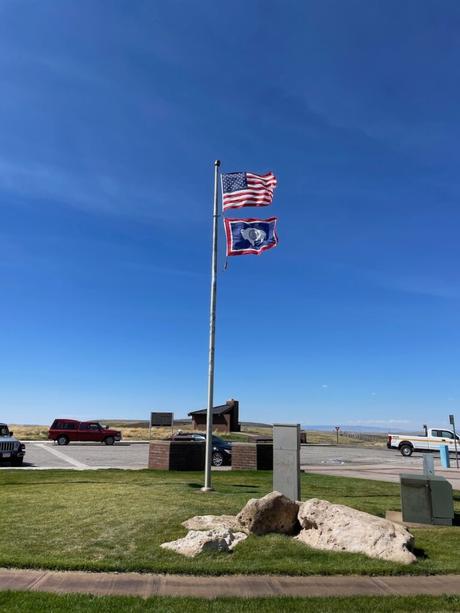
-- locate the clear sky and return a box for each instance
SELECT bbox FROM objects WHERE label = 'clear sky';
[1,1,460,429]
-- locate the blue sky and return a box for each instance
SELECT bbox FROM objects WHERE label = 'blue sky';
[1,1,460,429]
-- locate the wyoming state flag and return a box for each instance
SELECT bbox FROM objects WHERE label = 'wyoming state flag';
[224,217,278,256]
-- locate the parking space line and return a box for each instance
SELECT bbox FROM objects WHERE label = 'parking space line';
[35,443,88,468]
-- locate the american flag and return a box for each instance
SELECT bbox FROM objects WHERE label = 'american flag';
[221,171,277,211]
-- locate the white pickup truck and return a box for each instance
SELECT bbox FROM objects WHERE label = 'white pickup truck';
[387,427,459,457]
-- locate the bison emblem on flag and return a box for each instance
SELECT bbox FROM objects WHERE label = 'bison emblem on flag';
[240,227,266,247]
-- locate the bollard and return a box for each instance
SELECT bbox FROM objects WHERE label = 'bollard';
[423,454,435,476]
[440,445,450,468]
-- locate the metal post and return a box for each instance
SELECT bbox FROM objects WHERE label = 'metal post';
[454,428,459,470]
[202,160,220,492]
[423,454,435,477]
[450,414,459,469]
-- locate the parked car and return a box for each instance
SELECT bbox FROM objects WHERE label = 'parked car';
[48,419,122,446]
[0,423,26,466]
[171,432,232,466]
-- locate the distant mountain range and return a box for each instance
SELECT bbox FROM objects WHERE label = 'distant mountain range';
[301,424,413,433]
[245,421,414,433]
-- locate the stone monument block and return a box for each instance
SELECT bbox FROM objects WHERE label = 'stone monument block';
[273,423,300,501]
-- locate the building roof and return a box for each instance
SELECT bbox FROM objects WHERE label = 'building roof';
[188,404,233,417]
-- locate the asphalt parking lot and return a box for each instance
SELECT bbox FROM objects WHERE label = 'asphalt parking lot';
[300,444,460,489]
[2,441,459,488]
[15,441,148,469]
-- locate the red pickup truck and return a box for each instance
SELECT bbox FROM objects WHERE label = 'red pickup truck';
[48,419,122,446]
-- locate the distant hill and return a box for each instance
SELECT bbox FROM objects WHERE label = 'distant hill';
[93,418,193,428]
[86,419,414,434]
[240,421,272,428]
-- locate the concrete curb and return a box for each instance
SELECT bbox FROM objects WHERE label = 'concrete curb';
[1,568,460,599]
[23,440,149,445]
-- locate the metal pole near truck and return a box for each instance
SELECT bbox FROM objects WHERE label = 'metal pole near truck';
[449,414,459,469]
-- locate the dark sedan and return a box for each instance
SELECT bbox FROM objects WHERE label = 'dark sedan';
[171,432,232,466]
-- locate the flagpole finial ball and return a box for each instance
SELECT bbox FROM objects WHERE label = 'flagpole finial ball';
[214,160,221,167]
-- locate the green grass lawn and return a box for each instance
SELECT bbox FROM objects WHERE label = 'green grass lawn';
[1,592,460,613]
[0,469,459,575]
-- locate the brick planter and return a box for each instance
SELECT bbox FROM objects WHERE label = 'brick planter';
[148,440,205,471]
[231,442,273,470]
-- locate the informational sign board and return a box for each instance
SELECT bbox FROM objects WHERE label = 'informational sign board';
[273,423,300,501]
[150,412,174,427]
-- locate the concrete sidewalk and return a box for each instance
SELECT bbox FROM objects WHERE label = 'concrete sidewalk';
[1,568,460,599]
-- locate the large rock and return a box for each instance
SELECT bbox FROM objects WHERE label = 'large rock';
[296,498,416,565]
[182,515,243,532]
[161,528,247,557]
[237,491,299,535]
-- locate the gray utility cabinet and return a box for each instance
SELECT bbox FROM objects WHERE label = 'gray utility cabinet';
[273,424,300,502]
[400,474,454,525]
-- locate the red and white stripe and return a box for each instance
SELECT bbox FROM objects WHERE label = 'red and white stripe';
[222,171,277,211]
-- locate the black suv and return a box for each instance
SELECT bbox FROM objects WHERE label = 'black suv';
[0,424,26,466]
[171,432,232,466]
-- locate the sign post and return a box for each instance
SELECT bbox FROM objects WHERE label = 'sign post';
[449,414,459,469]
[335,426,340,445]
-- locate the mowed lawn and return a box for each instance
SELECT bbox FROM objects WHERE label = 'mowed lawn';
[1,593,460,613]
[0,470,459,575]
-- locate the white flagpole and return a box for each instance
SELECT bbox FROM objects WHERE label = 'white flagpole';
[202,159,221,492]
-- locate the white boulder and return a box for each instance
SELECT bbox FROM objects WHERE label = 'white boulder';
[237,490,299,535]
[296,498,416,565]
[161,528,247,557]
[182,515,243,532]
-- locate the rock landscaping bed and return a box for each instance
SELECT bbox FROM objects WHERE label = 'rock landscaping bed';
[3,470,458,575]
[162,491,416,564]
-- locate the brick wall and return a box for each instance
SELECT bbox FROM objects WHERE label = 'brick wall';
[231,442,273,470]
[148,440,205,470]
[148,440,170,469]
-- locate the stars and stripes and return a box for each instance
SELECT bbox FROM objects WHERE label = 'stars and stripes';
[221,171,277,211]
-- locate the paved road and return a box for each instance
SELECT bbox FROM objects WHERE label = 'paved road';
[301,445,460,489]
[301,445,426,466]
[2,442,459,488]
